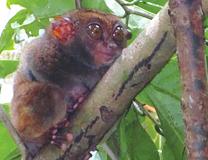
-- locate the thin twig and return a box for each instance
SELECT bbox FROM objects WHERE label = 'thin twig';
[102,142,118,160]
[115,0,154,19]
[133,100,164,136]
[133,100,159,125]
[120,0,140,6]
[125,14,130,27]
[75,0,83,9]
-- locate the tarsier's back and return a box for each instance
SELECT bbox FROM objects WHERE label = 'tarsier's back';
[10,9,131,156]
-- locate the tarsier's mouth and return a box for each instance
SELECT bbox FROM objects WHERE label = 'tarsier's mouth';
[100,51,116,61]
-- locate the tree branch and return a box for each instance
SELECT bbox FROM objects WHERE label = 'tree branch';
[169,0,208,158]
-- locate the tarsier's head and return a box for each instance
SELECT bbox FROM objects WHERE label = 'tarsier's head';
[50,10,132,68]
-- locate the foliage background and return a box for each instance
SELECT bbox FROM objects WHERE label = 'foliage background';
[0,0,208,159]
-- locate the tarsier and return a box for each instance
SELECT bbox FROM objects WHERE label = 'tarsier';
[10,10,131,156]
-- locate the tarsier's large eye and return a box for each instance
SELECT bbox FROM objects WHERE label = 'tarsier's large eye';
[113,26,124,42]
[87,24,103,40]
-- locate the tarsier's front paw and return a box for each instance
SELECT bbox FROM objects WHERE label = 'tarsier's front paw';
[67,92,89,113]
[46,118,73,151]
[73,93,88,110]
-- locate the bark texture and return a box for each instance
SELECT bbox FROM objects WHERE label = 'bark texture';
[169,0,208,159]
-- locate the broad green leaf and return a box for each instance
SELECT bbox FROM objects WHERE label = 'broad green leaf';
[21,18,50,37]
[1,103,10,116]
[137,58,186,160]
[3,39,15,51]
[0,60,19,78]
[162,142,177,160]
[135,1,163,14]
[205,28,208,42]
[0,123,18,160]
[83,0,111,12]
[7,0,75,18]
[144,117,161,149]
[144,0,168,6]
[0,104,18,160]
[128,14,151,44]
[119,108,159,160]
[104,0,125,16]
[0,9,29,53]
[150,56,181,98]
[3,148,20,160]
[95,145,107,160]
[204,16,208,28]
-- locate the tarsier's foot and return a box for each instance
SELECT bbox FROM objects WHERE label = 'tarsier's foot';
[73,92,89,110]
[47,118,73,151]
[67,92,89,113]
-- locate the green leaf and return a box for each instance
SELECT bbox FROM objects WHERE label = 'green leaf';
[7,0,75,18]
[135,2,163,14]
[119,108,159,160]
[204,16,208,28]
[137,58,186,159]
[0,104,18,160]
[3,39,15,51]
[83,0,111,12]
[0,60,19,78]
[0,123,18,160]
[21,18,50,37]
[3,148,21,160]
[205,28,208,42]
[128,14,151,44]
[1,103,10,116]
[162,142,177,160]
[95,145,108,160]
[104,0,125,15]
[0,9,29,53]
[124,0,168,14]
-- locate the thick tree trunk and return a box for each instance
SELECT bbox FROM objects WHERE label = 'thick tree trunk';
[169,0,208,159]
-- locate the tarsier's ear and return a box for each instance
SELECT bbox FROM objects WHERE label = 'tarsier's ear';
[124,29,132,40]
[52,17,75,42]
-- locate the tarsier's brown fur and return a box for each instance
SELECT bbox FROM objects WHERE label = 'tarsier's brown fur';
[10,10,131,156]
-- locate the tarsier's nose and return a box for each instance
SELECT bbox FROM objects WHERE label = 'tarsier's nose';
[108,43,117,52]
